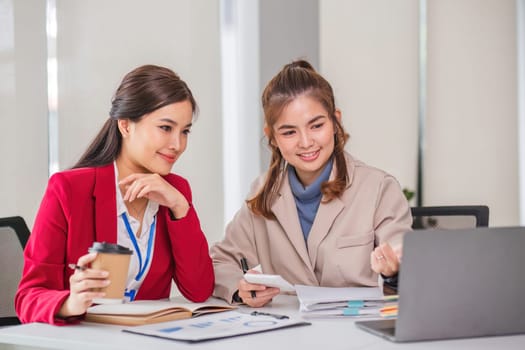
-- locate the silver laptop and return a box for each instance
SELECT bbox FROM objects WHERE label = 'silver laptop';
[355,227,525,342]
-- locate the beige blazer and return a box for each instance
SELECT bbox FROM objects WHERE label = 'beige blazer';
[211,152,412,303]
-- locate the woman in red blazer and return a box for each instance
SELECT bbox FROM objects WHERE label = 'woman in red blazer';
[15,65,214,325]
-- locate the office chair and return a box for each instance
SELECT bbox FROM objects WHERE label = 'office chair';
[0,216,30,326]
[381,206,491,294]
[410,205,489,229]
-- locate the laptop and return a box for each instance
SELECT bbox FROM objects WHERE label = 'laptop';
[355,226,525,342]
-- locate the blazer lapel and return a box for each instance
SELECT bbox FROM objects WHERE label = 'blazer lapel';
[93,164,118,243]
[307,154,355,267]
[307,196,345,267]
[271,172,314,274]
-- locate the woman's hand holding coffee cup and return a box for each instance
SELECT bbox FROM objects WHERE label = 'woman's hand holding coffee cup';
[57,252,109,318]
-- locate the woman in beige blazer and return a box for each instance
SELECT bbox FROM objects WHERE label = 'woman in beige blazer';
[211,60,412,307]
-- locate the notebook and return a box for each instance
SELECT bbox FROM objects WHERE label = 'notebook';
[85,299,236,326]
[355,226,525,342]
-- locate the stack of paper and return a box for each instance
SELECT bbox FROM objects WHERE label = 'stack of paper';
[295,285,398,319]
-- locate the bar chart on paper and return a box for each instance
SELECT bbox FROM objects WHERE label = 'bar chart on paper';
[123,311,311,342]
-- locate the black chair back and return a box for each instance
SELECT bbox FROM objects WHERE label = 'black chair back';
[0,216,30,326]
[411,205,489,230]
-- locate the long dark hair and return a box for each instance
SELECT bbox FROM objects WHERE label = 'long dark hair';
[247,59,349,220]
[73,65,197,169]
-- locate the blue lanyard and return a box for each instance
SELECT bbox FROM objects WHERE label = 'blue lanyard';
[121,212,156,282]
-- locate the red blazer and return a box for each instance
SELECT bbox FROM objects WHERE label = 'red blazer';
[15,164,214,325]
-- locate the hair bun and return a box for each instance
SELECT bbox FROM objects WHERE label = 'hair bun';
[287,59,316,72]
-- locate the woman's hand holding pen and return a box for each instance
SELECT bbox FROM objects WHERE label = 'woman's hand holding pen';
[119,173,190,219]
[57,252,109,318]
[370,242,402,277]
[237,271,280,308]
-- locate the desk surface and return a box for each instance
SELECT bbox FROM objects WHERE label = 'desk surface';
[1,295,524,350]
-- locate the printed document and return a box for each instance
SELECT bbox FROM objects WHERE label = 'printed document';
[123,310,310,342]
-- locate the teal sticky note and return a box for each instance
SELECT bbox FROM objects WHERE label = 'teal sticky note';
[347,300,364,308]
[343,308,360,316]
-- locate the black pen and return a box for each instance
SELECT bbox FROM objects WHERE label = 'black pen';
[251,311,289,320]
[240,257,257,299]
[68,263,87,271]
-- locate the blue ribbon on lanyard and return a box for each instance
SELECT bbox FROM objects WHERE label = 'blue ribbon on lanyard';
[122,212,156,301]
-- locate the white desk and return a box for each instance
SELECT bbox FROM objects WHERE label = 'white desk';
[1,295,524,350]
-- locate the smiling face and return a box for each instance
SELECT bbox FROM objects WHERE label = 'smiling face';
[270,94,337,186]
[117,100,193,176]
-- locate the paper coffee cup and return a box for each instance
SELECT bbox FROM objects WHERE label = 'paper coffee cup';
[88,242,133,304]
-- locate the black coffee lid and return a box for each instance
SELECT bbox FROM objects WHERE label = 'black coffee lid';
[88,242,133,255]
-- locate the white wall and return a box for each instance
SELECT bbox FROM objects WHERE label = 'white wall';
[220,0,261,229]
[0,0,48,228]
[516,0,525,226]
[425,0,518,226]
[320,0,519,225]
[320,0,419,200]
